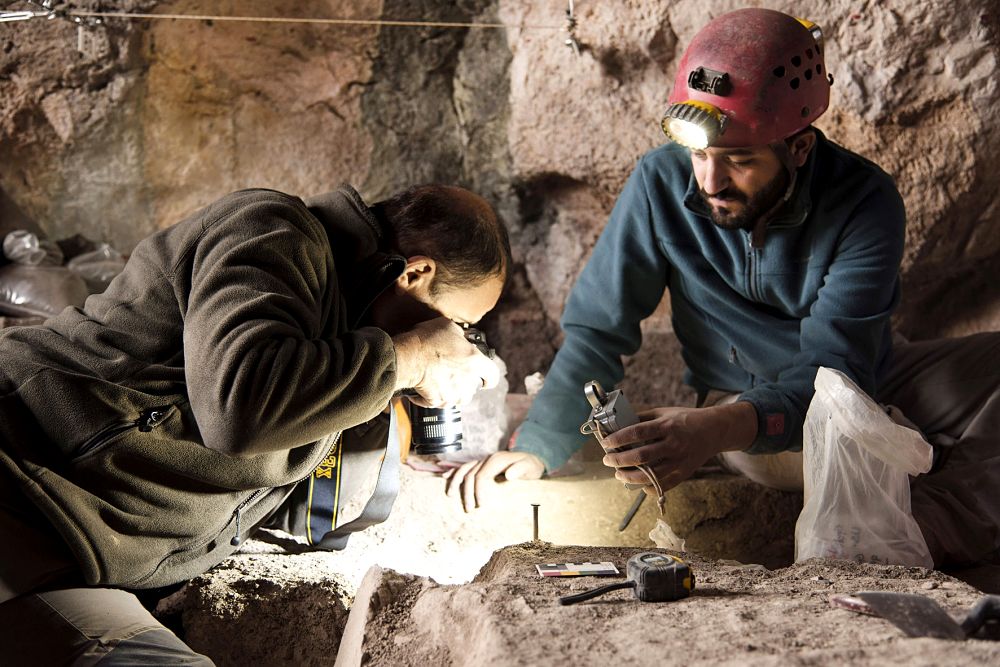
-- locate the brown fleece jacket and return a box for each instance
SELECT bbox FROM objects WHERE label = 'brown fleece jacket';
[0,185,405,589]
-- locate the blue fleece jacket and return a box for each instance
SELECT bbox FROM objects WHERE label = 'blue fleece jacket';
[513,130,906,472]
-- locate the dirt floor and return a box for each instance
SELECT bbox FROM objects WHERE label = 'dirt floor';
[167,460,1000,665]
[343,543,1000,666]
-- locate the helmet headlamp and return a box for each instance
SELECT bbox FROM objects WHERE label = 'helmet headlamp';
[660,100,728,150]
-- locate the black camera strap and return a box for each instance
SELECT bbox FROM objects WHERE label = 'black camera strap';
[305,407,401,550]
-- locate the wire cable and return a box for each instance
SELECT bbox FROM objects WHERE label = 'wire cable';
[68,10,562,31]
[3,3,564,31]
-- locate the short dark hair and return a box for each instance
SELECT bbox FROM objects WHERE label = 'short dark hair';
[373,185,511,294]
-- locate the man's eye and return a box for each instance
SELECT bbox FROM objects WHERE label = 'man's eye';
[729,158,752,166]
[691,151,707,160]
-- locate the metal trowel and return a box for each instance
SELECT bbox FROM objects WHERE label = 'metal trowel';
[848,592,1000,641]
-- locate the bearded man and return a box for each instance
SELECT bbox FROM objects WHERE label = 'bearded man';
[450,8,1000,571]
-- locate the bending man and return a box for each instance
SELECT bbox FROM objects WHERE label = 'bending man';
[0,183,508,663]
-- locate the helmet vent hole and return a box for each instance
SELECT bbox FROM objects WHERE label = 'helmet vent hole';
[773,65,786,78]
[791,55,802,67]
[806,48,814,60]
[804,69,813,81]
[790,77,800,90]
[801,106,810,117]
[816,64,823,75]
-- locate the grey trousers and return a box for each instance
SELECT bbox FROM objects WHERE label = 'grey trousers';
[717,333,1000,567]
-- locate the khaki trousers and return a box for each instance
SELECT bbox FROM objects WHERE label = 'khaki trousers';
[0,587,214,666]
[0,473,214,665]
[713,333,1000,567]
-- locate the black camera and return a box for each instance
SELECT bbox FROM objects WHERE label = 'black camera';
[406,327,494,456]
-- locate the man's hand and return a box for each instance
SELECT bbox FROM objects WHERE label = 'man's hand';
[602,402,757,495]
[392,317,501,407]
[443,451,545,512]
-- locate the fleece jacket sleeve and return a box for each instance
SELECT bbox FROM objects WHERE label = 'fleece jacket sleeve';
[180,194,397,455]
[513,162,669,472]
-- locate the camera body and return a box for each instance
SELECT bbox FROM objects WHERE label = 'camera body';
[582,380,640,437]
[407,327,494,456]
[580,380,648,491]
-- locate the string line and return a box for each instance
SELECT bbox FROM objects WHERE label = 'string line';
[59,10,565,31]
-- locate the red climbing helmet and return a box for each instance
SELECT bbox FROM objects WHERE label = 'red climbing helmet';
[661,8,832,149]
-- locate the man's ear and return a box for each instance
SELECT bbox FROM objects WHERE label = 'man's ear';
[396,256,437,294]
[787,130,817,168]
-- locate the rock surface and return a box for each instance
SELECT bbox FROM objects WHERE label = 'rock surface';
[652,473,802,570]
[342,544,1000,666]
[2,0,998,399]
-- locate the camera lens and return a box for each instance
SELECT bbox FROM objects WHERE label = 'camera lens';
[407,403,463,455]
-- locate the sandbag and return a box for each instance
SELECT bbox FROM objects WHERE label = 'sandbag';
[0,264,89,319]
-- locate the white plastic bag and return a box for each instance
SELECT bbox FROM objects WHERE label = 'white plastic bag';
[794,367,934,568]
[439,355,510,463]
[66,243,126,292]
[3,230,63,266]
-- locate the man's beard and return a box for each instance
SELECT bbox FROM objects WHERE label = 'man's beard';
[699,170,790,231]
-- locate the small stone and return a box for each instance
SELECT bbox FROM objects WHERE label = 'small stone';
[921,581,939,590]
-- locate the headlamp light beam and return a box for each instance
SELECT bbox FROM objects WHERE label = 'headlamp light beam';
[660,100,727,150]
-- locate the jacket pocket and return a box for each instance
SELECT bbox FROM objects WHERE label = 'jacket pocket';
[127,484,287,589]
[71,405,176,463]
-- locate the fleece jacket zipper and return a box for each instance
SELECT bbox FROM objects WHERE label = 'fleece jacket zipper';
[73,407,171,461]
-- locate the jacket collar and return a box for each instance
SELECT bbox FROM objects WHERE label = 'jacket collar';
[304,185,406,326]
[304,184,387,259]
[681,128,822,234]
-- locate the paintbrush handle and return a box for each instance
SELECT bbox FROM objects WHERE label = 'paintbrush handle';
[961,595,1000,637]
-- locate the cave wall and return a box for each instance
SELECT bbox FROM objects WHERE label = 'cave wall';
[1,0,998,402]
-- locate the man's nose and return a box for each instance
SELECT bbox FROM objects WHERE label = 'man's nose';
[701,158,731,195]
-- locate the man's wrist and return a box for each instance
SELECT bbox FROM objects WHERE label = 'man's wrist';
[712,401,759,453]
[391,331,424,391]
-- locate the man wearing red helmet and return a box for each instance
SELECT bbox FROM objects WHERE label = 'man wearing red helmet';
[450,8,1000,568]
